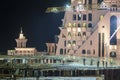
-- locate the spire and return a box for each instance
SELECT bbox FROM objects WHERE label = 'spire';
[19,27,25,39]
[20,27,23,34]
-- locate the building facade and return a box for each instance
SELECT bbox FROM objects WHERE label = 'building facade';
[53,0,120,59]
[8,28,37,55]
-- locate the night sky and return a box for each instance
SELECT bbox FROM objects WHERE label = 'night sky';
[0,0,70,53]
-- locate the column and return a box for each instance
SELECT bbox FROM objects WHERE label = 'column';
[71,70,73,76]
[40,70,43,77]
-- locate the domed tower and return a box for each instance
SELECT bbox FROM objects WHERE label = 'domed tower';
[15,28,27,48]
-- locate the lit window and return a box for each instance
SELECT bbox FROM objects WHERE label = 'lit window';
[68,40,71,47]
[73,23,76,27]
[100,15,104,20]
[73,28,76,32]
[73,41,76,46]
[78,28,81,32]
[68,23,72,27]
[67,28,71,32]
[83,23,87,28]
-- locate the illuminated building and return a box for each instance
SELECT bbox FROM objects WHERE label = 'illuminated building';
[1,0,120,80]
[8,28,37,55]
[46,0,120,59]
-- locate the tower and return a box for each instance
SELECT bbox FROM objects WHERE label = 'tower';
[15,28,27,48]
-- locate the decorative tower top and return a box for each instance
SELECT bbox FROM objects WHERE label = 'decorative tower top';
[19,27,26,40]
[16,27,27,48]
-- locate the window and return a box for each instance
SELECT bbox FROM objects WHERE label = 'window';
[83,14,86,20]
[83,32,86,36]
[68,23,72,27]
[88,23,92,28]
[73,41,76,46]
[68,49,70,53]
[83,23,87,28]
[78,32,81,36]
[73,23,76,27]
[110,52,116,57]
[62,34,66,38]
[73,6,76,12]
[93,50,95,54]
[82,50,86,54]
[73,14,76,20]
[60,49,63,55]
[87,50,91,54]
[64,40,66,47]
[102,26,104,28]
[78,14,81,20]
[90,40,92,45]
[64,49,66,54]
[100,15,104,20]
[88,13,92,21]
[78,23,81,27]
[68,32,71,36]
[68,41,71,47]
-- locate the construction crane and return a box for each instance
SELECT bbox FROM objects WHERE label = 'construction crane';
[45,4,71,13]
[45,2,100,13]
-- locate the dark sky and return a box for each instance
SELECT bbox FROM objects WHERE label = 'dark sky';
[0,0,70,53]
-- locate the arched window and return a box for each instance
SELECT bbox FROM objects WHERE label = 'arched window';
[68,32,71,36]
[110,16,117,45]
[67,40,71,47]
[82,50,86,54]
[88,23,92,28]
[60,49,63,55]
[83,32,86,36]
[73,41,76,46]
[83,23,87,28]
[73,23,76,27]
[78,32,81,36]
[110,51,116,57]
